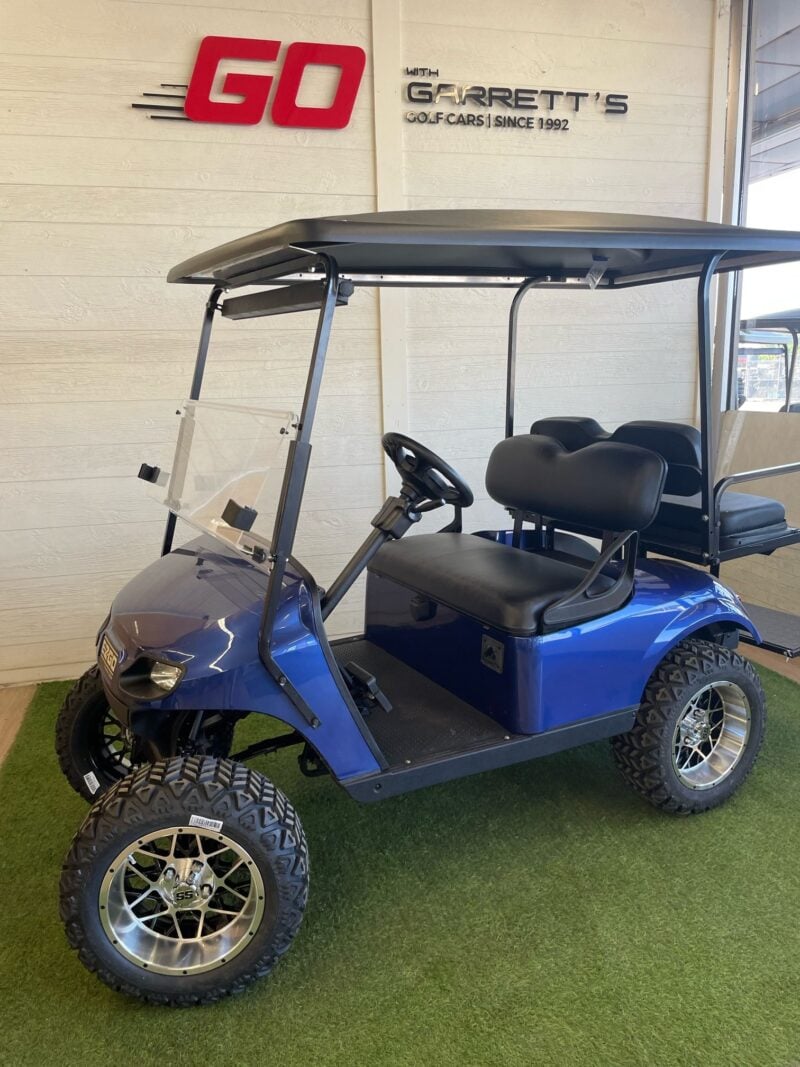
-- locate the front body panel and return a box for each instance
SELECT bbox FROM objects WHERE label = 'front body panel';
[97,536,381,782]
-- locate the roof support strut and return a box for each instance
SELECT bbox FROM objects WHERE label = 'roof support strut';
[697,253,724,568]
[257,254,342,727]
[787,328,799,408]
[505,276,551,438]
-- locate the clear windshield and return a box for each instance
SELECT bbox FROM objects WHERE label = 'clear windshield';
[146,400,297,566]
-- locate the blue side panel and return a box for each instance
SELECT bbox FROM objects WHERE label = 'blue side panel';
[365,573,543,734]
[101,536,381,781]
[535,563,759,729]
[366,537,759,734]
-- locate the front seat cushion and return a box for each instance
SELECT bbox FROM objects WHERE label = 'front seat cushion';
[368,533,612,635]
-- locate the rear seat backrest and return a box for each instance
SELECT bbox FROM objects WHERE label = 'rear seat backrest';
[531,417,703,499]
[609,421,702,497]
[486,435,667,533]
[530,416,609,452]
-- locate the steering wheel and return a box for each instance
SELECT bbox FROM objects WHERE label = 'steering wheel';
[382,433,474,509]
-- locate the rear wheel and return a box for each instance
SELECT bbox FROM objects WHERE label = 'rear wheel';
[611,639,766,815]
[59,756,309,1005]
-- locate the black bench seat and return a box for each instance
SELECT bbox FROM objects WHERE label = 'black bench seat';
[649,491,787,552]
[370,533,614,635]
[531,416,793,560]
[369,434,667,635]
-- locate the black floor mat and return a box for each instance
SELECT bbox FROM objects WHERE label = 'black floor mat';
[332,639,507,766]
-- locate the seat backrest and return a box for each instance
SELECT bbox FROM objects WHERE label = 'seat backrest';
[530,416,609,452]
[609,420,702,497]
[531,416,703,498]
[486,435,667,533]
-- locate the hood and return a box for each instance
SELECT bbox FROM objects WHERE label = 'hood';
[111,535,268,648]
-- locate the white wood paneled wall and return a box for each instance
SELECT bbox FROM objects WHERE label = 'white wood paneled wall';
[1,0,720,683]
[398,0,719,533]
[0,0,379,682]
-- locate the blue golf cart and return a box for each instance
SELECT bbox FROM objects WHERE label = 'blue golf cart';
[57,211,800,1004]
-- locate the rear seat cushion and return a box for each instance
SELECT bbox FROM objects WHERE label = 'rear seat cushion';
[659,491,785,535]
[644,490,787,549]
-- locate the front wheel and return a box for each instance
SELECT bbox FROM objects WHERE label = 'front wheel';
[59,757,309,1005]
[56,667,236,802]
[56,667,135,801]
[611,639,766,815]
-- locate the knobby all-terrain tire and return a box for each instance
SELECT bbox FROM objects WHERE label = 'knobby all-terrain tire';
[55,666,133,802]
[611,638,766,815]
[60,756,309,1006]
[56,667,236,803]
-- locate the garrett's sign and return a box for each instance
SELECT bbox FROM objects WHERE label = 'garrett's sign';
[403,66,629,132]
[133,35,367,129]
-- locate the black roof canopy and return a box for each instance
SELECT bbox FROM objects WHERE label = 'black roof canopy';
[168,209,800,289]
[741,308,800,331]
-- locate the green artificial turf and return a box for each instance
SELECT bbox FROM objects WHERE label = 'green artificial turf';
[1,671,799,1067]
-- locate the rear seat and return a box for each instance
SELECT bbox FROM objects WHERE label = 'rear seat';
[530,416,789,555]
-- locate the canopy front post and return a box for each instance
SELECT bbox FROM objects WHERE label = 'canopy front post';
[258,255,341,724]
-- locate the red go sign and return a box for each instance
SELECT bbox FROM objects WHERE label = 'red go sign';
[184,36,367,128]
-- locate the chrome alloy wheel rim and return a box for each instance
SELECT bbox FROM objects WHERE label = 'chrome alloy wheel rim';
[99,826,265,975]
[99,709,133,776]
[672,681,751,790]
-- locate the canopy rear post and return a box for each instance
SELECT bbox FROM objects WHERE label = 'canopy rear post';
[161,284,224,556]
[788,328,799,407]
[697,253,724,572]
[506,276,550,438]
[782,342,791,404]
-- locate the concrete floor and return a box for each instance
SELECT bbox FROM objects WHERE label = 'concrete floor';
[0,647,797,769]
[0,685,36,766]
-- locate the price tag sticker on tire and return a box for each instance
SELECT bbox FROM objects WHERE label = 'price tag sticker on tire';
[189,814,224,832]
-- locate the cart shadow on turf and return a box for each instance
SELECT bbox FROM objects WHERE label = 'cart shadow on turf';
[56,210,800,1003]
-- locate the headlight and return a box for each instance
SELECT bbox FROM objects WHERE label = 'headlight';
[150,661,183,692]
[118,657,186,701]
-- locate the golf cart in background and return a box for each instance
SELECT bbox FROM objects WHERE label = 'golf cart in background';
[738,308,800,411]
[56,211,800,1005]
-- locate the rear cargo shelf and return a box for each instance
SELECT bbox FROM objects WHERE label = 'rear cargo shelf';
[741,603,800,658]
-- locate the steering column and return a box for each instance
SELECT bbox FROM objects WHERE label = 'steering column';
[320,433,473,619]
